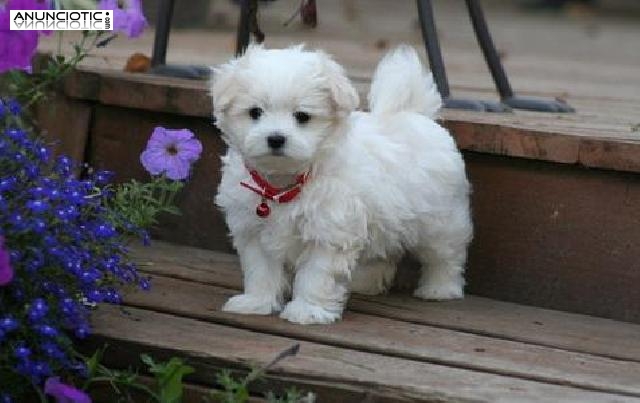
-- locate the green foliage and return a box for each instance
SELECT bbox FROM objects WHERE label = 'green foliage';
[212,369,308,403]
[211,369,309,403]
[102,175,184,234]
[78,344,310,403]
[79,347,160,402]
[141,354,195,403]
[79,348,196,403]
[266,387,307,403]
[208,344,310,403]
[3,30,111,110]
[212,370,252,403]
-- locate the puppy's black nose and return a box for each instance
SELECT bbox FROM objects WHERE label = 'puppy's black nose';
[267,134,286,149]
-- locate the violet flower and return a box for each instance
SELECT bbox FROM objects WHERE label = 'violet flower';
[140,127,202,180]
[99,0,147,38]
[44,377,91,403]
[0,235,13,286]
[0,0,50,74]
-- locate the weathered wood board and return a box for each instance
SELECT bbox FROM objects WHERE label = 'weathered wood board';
[85,242,640,402]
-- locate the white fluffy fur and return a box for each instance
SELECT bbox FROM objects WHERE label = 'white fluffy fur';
[212,45,472,325]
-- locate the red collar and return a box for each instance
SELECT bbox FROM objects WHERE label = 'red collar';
[240,168,310,218]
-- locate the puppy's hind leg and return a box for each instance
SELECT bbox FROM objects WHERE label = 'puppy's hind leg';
[222,239,287,315]
[350,259,397,295]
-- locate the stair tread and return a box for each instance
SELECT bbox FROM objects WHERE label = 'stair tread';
[87,241,640,402]
[93,305,637,403]
[132,241,640,362]
[63,66,640,174]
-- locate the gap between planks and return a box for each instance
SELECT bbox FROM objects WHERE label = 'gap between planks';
[83,333,401,403]
[89,375,269,403]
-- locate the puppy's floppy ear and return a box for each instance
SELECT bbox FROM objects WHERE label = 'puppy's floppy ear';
[318,51,360,115]
[211,44,265,122]
[210,60,239,121]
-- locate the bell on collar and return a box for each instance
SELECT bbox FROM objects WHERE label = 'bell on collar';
[256,201,270,218]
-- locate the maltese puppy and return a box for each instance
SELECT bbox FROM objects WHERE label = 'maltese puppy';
[212,45,472,325]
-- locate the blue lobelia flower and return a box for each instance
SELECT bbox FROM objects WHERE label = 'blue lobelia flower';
[0,97,146,398]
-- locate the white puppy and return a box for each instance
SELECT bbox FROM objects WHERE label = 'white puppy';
[212,45,472,325]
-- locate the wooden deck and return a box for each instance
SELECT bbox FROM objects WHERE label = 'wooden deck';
[39,2,640,400]
[85,241,640,402]
[39,0,640,173]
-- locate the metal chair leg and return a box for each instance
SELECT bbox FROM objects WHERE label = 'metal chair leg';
[236,0,265,56]
[151,0,175,67]
[236,0,252,56]
[465,0,574,112]
[148,0,257,78]
[416,0,509,112]
[464,0,512,98]
[416,0,450,98]
[149,0,212,79]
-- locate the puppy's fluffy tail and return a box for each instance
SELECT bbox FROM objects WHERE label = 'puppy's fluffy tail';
[368,46,442,119]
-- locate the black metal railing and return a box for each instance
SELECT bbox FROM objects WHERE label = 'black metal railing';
[150,0,574,113]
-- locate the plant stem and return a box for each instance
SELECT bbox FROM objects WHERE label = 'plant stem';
[23,31,103,109]
[86,377,161,401]
[57,31,64,56]
[32,383,47,403]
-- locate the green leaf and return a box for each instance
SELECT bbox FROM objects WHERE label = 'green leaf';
[85,350,101,379]
[162,206,181,215]
[140,353,155,368]
[141,355,194,403]
[266,387,306,403]
[158,358,195,402]
[211,370,251,403]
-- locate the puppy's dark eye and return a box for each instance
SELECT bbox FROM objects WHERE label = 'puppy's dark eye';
[294,111,310,124]
[248,107,263,121]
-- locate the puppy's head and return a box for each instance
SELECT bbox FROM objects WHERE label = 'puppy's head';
[211,45,359,174]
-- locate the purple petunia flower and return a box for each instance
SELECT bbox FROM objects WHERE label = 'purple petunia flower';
[140,127,202,180]
[44,377,91,403]
[0,0,50,73]
[0,235,13,286]
[99,0,147,38]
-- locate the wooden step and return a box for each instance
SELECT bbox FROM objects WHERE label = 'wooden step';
[39,65,640,324]
[85,241,640,402]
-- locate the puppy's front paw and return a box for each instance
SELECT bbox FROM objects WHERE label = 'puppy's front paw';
[222,294,281,315]
[280,299,341,325]
[414,282,464,301]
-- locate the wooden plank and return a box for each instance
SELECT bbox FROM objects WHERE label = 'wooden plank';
[38,0,640,119]
[122,274,640,397]
[459,154,640,324]
[59,66,640,173]
[443,114,640,173]
[64,66,640,138]
[35,92,92,163]
[40,15,640,103]
[131,242,640,363]
[90,305,639,403]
